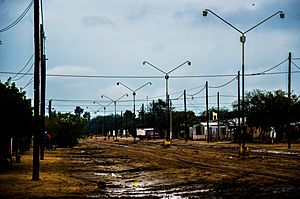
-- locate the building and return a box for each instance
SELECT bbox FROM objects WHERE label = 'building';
[190,121,227,141]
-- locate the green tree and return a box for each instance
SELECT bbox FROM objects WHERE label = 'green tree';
[45,112,87,147]
[74,106,84,116]
[0,81,33,165]
[244,89,299,141]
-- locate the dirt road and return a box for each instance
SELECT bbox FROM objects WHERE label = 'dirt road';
[1,136,300,198]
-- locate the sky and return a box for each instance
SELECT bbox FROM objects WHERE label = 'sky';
[1,0,300,117]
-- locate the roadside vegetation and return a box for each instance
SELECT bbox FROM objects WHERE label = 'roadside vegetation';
[0,81,299,168]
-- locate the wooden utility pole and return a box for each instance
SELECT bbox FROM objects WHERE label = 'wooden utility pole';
[32,0,40,181]
[184,90,187,142]
[206,81,209,143]
[217,92,220,141]
[40,24,45,160]
[152,100,155,140]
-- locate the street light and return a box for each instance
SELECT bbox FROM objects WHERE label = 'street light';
[142,60,191,142]
[93,101,113,137]
[203,9,284,153]
[101,94,128,141]
[117,82,152,140]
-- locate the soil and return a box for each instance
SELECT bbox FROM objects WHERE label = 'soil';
[0,136,300,198]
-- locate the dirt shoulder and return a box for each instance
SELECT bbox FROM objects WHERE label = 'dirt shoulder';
[0,137,299,198]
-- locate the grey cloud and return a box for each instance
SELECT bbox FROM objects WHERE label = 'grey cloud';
[82,16,115,26]
[126,3,152,21]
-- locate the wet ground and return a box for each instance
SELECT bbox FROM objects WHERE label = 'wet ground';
[1,136,300,198]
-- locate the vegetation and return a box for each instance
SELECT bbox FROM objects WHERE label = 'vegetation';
[243,89,300,141]
[0,81,33,165]
[45,108,88,148]
[87,89,300,142]
[1,78,299,165]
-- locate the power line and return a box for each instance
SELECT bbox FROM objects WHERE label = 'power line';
[0,0,34,33]
[11,63,34,81]
[209,75,237,89]
[10,54,34,80]
[2,70,298,80]
[260,58,288,73]
[22,77,34,90]
[187,85,206,97]
[292,61,300,70]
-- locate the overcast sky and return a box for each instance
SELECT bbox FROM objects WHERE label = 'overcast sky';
[1,0,300,117]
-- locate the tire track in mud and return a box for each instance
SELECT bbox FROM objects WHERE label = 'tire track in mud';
[65,138,300,198]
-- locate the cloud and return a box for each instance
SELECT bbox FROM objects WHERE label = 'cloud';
[47,65,95,75]
[82,16,115,27]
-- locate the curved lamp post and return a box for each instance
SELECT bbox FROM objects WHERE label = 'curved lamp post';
[117,82,152,140]
[203,9,284,152]
[101,94,128,140]
[142,61,191,142]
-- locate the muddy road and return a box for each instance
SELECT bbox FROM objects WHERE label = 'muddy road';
[1,136,300,198]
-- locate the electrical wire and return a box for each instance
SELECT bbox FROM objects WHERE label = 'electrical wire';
[292,61,300,70]
[10,54,34,80]
[1,70,299,79]
[187,85,206,97]
[0,0,34,33]
[260,58,288,73]
[11,63,34,81]
[209,75,237,89]
[22,77,33,89]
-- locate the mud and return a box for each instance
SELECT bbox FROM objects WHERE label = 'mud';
[0,136,300,198]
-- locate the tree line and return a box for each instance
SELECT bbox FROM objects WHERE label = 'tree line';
[1,81,299,166]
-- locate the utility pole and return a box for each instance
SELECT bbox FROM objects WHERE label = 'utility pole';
[169,98,173,141]
[288,52,292,149]
[184,90,187,142]
[206,81,209,143]
[125,112,127,138]
[32,0,40,181]
[120,111,123,137]
[40,24,46,160]
[152,100,155,140]
[217,92,220,141]
[142,103,145,127]
[238,71,241,145]
[48,99,52,119]
[167,94,170,142]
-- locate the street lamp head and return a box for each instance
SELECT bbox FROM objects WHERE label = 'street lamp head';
[203,10,208,17]
[117,82,120,85]
[279,11,285,19]
[148,82,152,85]
[142,61,147,65]
[101,95,104,98]
[125,94,129,97]
[187,61,191,66]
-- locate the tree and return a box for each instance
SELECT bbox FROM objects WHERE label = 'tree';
[0,81,33,165]
[45,112,87,147]
[74,106,84,116]
[244,89,299,141]
[172,111,197,138]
